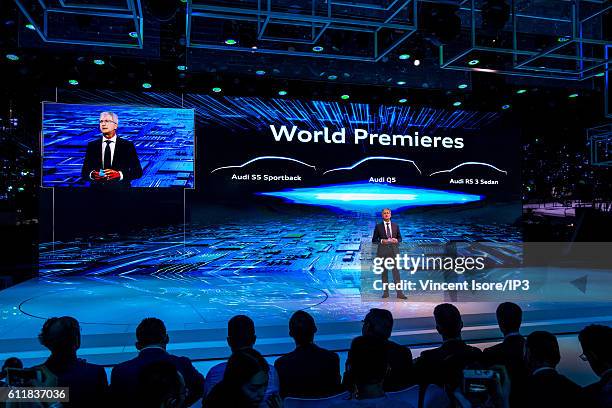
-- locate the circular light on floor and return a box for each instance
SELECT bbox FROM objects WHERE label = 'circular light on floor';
[278,90,287,96]
[225,39,237,45]
[458,83,468,89]
[255,70,266,75]
[25,23,35,30]
[327,74,337,80]
[340,94,350,100]
[453,101,462,107]
[468,59,480,66]
[129,31,138,38]
[413,59,420,66]
[177,65,187,71]
[212,87,222,93]
[5,54,19,61]
[68,79,79,85]
[501,104,511,110]
[93,59,105,65]
[398,98,407,103]
[312,46,324,52]
[516,89,527,94]
[142,82,152,89]
[396,81,406,85]
[568,93,578,98]
[399,54,410,60]
[595,72,605,77]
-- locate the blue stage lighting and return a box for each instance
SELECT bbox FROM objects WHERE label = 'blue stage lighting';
[396,81,406,85]
[142,82,152,89]
[278,90,288,96]
[25,23,35,30]
[399,54,410,60]
[312,46,324,52]
[516,89,527,94]
[501,104,511,110]
[6,54,19,61]
[458,83,468,89]
[212,87,222,93]
[129,31,138,38]
[258,182,482,212]
[93,59,105,65]
[255,70,266,75]
[398,98,407,103]
[453,101,462,107]
[327,74,338,80]
[568,93,578,98]
[468,59,480,66]
[177,65,187,71]
[68,79,79,85]
[225,39,237,45]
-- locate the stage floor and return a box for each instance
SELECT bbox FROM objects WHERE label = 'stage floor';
[1,273,611,368]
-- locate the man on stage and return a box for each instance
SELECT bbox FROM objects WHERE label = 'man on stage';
[372,208,407,300]
[81,111,142,187]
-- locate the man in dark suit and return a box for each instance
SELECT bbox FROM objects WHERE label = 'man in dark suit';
[371,208,406,299]
[110,318,204,407]
[343,308,414,392]
[414,303,482,392]
[579,324,612,408]
[38,316,108,408]
[524,331,582,408]
[81,111,142,187]
[482,302,528,406]
[274,310,342,398]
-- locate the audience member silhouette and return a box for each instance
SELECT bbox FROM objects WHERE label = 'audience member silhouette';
[414,303,482,392]
[111,317,204,407]
[38,316,108,408]
[482,302,527,406]
[523,330,582,408]
[205,315,279,400]
[137,360,187,408]
[0,357,23,386]
[343,308,413,393]
[274,310,342,398]
[333,335,414,407]
[205,348,282,408]
[579,324,612,408]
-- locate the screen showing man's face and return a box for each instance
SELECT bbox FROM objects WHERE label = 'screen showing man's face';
[382,209,391,221]
[99,114,117,136]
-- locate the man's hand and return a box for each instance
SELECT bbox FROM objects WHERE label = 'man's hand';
[104,169,121,180]
[90,170,104,180]
[390,238,399,244]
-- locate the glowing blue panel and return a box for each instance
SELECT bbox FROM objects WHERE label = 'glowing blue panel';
[258,182,482,212]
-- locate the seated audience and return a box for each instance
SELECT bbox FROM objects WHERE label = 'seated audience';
[482,302,527,406]
[205,315,279,400]
[523,330,582,408]
[579,324,612,408]
[111,317,204,407]
[138,360,187,408]
[38,316,108,407]
[205,348,282,408]
[414,303,482,391]
[274,310,342,398]
[334,336,413,407]
[344,308,413,392]
[0,357,23,386]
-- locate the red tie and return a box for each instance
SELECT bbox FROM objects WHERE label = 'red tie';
[385,223,392,239]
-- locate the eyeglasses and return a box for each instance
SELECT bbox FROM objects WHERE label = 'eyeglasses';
[579,353,588,362]
[99,120,116,124]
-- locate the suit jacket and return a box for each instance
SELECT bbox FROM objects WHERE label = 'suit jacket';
[81,136,142,187]
[42,355,108,408]
[582,370,612,408]
[524,368,582,408]
[343,339,414,392]
[372,221,402,258]
[274,343,342,398]
[110,347,204,407]
[414,338,483,391]
[482,334,528,406]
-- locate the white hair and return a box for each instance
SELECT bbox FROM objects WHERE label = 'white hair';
[100,111,118,125]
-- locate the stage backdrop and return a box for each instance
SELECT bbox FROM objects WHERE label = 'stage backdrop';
[39,92,521,285]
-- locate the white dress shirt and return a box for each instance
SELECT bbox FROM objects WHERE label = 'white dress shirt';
[90,135,123,180]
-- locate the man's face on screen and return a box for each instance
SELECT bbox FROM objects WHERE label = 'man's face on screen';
[99,114,117,137]
[382,209,391,221]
